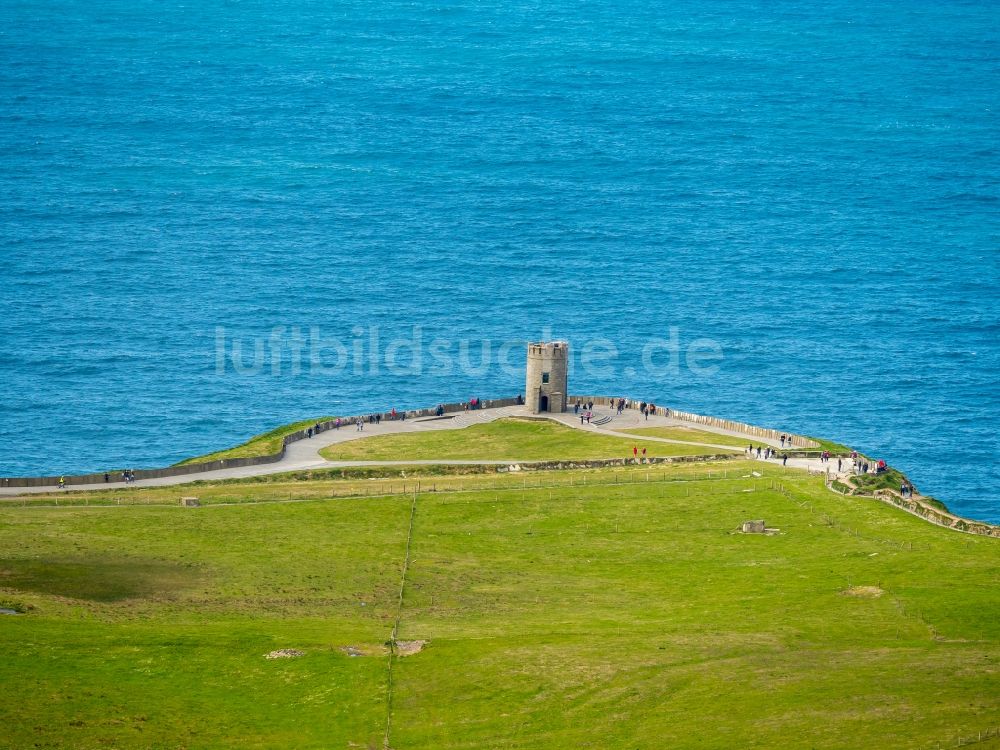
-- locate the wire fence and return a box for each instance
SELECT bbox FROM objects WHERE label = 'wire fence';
[925,726,1000,748]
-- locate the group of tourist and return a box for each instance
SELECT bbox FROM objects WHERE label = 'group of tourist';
[745,443,890,476]
[331,411,408,432]
[747,444,790,466]
[572,398,660,420]
[569,397,669,424]
[354,412,397,431]
[56,468,137,489]
[573,400,599,425]
[845,451,887,476]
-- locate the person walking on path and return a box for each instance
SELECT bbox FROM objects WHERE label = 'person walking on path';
[782,453,788,466]
[58,475,65,490]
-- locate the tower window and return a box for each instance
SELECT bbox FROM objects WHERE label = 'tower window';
[542,372,550,384]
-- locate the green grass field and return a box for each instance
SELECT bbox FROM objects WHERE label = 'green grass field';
[617,424,757,448]
[176,416,334,465]
[800,435,855,455]
[320,418,735,462]
[2,459,998,748]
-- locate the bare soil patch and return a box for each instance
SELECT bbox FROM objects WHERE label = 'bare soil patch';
[395,640,428,656]
[265,648,304,660]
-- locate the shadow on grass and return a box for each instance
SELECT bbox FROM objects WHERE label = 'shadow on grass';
[0,557,200,602]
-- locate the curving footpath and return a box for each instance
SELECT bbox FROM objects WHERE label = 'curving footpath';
[0,403,838,496]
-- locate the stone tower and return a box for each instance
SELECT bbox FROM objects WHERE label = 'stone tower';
[525,341,569,414]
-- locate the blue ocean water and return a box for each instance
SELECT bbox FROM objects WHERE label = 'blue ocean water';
[1,1,998,520]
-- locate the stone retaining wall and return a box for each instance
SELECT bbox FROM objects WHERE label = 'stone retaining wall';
[0,396,524,488]
[871,489,1000,538]
[568,395,821,449]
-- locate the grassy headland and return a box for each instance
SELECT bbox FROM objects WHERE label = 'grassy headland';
[175,416,334,465]
[320,418,736,462]
[617,425,756,448]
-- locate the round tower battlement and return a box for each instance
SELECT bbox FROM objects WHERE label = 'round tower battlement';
[525,341,569,413]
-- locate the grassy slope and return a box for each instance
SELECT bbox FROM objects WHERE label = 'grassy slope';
[394,479,1000,749]
[0,498,408,748]
[0,462,998,748]
[175,416,334,466]
[320,418,736,462]
[803,435,854,454]
[617,425,755,448]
